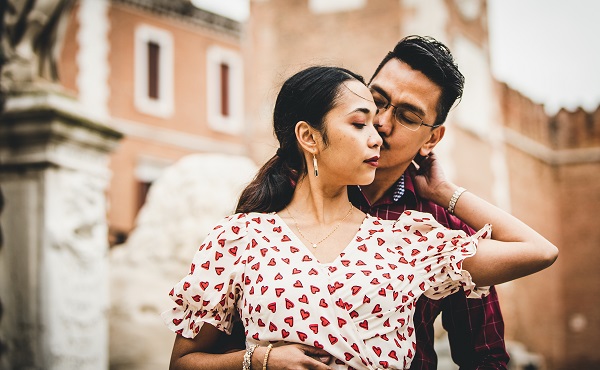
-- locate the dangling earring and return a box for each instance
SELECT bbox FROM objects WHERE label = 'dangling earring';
[313,154,319,177]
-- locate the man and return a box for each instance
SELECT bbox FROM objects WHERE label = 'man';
[348,35,509,369]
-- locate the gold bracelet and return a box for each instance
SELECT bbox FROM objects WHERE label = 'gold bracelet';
[262,344,273,370]
[447,187,466,214]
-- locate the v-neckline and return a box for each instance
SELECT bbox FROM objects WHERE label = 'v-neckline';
[270,212,372,265]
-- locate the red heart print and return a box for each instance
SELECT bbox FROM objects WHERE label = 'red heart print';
[372,304,382,314]
[199,281,209,290]
[314,340,324,349]
[319,299,328,308]
[294,280,303,288]
[292,268,301,274]
[337,317,347,327]
[232,226,240,234]
[329,334,338,345]
[285,298,295,309]
[281,235,291,242]
[275,288,285,297]
[297,331,307,341]
[172,318,182,325]
[300,309,310,320]
[351,286,361,295]
[359,320,369,330]
[284,316,294,326]
[310,285,320,294]
[281,329,290,338]
[201,261,210,269]
[320,316,330,326]
[269,322,277,332]
[267,302,276,313]
[183,282,190,291]
[309,324,319,334]
[373,346,382,356]
[298,294,309,304]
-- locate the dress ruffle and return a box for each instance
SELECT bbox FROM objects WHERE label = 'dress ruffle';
[161,214,249,338]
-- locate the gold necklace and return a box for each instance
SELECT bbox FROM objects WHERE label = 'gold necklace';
[287,203,354,249]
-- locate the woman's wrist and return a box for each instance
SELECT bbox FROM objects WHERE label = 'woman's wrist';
[430,181,460,209]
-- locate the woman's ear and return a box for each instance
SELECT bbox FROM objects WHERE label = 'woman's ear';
[419,125,445,157]
[295,121,320,154]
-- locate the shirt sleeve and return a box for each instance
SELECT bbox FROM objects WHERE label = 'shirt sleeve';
[392,210,492,300]
[161,213,248,338]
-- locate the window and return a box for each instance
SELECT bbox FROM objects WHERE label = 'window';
[309,0,366,13]
[134,25,174,117]
[134,156,170,213]
[206,46,243,134]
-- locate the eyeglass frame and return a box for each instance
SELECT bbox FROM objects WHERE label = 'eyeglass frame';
[370,88,442,131]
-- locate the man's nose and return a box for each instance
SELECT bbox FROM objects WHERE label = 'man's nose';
[375,108,393,136]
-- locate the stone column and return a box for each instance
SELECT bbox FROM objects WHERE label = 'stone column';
[0,90,122,370]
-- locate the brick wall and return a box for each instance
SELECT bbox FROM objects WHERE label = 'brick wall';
[498,82,600,369]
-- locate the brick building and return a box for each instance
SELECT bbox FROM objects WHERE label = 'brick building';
[58,0,247,245]
[53,0,599,368]
[245,1,600,368]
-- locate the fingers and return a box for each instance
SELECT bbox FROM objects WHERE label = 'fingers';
[299,344,331,357]
[297,344,333,369]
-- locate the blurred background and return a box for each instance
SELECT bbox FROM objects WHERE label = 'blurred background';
[1,0,599,369]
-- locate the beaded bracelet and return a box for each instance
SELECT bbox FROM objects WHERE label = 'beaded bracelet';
[447,187,466,214]
[262,344,273,370]
[242,344,259,370]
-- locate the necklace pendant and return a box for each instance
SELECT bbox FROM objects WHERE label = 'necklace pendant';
[312,243,318,249]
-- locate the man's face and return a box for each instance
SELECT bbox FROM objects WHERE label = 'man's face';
[369,59,444,174]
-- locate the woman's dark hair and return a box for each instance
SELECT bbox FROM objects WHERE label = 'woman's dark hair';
[236,66,364,213]
[369,35,465,126]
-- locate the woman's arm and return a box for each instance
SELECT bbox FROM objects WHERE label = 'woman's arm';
[169,324,333,370]
[413,153,558,287]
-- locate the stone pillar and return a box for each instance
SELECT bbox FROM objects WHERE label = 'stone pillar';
[0,90,122,370]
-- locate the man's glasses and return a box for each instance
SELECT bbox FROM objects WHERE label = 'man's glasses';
[371,89,441,131]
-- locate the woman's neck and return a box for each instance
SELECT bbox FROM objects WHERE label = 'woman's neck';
[286,176,351,225]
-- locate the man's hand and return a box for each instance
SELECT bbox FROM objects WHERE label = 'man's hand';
[258,344,333,370]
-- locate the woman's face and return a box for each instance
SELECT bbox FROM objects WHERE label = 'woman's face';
[316,80,382,187]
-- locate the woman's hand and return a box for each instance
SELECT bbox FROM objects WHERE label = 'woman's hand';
[412,152,456,206]
[255,344,333,370]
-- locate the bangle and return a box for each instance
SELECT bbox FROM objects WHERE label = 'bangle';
[243,344,259,370]
[447,187,466,214]
[262,344,273,370]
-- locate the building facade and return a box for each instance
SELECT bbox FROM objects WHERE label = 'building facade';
[51,0,599,368]
[59,0,247,245]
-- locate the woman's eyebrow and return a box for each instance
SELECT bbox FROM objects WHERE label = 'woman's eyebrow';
[346,107,374,116]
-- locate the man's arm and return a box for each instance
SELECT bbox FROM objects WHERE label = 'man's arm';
[441,287,509,369]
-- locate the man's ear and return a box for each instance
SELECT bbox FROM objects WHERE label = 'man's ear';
[295,121,319,154]
[419,125,445,156]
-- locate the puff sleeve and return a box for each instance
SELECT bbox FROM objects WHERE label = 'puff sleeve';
[391,210,492,300]
[161,213,248,338]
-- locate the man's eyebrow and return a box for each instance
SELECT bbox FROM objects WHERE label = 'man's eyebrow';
[370,85,427,118]
[369,85,390,100]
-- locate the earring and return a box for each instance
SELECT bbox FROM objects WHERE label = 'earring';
[313,154,319,177]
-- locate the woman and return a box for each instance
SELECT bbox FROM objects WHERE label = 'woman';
[162,66,557,370]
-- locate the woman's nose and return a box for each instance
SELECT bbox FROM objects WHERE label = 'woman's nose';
[369,125,384,147]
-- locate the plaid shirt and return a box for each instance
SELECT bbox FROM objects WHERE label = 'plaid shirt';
[349,167,509,369]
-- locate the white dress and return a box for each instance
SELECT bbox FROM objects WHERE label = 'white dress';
[162,210,491,369]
